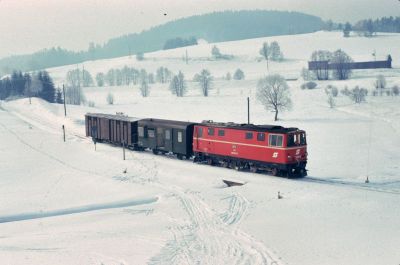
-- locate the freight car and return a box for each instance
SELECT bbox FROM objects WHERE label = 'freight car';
[85,114,307,177]
[193,121,307,177]
[85,113,140,149]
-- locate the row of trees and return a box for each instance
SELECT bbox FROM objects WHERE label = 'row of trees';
[324,16,400,38]
[225,69,245,80]
[66,68,94,87]
[259,41,284,62]
[0,71,59,103]
[163,37,197,50]
[211,41,284,63]
[305,49,353,80]
[94,66,172,87]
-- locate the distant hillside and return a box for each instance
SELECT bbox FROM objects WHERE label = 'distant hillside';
[0,10,322,76]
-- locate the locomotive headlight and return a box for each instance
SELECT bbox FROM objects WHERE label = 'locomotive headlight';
[287,155,292,161]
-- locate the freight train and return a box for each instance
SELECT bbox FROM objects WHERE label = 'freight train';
[85,113,307,177]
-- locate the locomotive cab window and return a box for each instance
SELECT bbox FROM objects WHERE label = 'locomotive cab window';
[218,129,225,136]
[269,134,283,147]
[208,128,215,136]
[287,134,296,147]
[257,133,265,141]
[245,132,253,139]
[300,132,306,145]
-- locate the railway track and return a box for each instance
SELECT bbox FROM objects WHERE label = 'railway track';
[302,176,400,195]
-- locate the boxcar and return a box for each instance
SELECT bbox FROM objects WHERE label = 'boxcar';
[137,118,196,159]
[192,121,307,177]
[85,113,140,148]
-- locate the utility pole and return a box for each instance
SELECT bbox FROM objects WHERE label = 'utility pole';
[63,84,67,117]
[82,65,85,87]
[62,125,65,142]
[247,97,250,124]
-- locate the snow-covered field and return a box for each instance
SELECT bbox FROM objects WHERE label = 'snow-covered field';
[1,31,400,265]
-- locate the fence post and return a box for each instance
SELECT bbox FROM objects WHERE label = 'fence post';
[123,141,126,160]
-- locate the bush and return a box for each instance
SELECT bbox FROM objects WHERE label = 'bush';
[349,86,368,103]
[392,85,399,96]
[301,67,313,81]
[106,92,114,105]
[325,85,338,97]
[301,81,318,90]
[327,94,335,108]
[374,75,386,89]
[340,86,351,96]
[136,52,144,61]
[87,100,95,107]
[233,69,245,80]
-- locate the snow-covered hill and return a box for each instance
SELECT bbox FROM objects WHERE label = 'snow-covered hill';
[1,31,400,265]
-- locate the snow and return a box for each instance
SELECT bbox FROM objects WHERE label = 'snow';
[1,31,400,265]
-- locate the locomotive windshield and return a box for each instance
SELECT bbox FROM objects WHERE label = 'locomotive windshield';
[287,132,307,147]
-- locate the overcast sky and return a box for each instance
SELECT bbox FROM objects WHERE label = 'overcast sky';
[0,0,398,58]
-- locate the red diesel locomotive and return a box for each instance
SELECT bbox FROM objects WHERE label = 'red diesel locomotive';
[193,121,307,177]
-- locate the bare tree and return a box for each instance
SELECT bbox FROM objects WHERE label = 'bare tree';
[374,75,386,95]
[331,49,353,80]
[65,85,86,105]
[259,42,271,70]
[257,74,292,121]
[106,69,116,86]
[259,42,270,61]
[325,85,338,97]
[139,70,150,97]
[170,71,187,97]
[310,50,332,80]
[66,69,93,87]
[156,67,172,83]
[211,45,222,59]
[327,94,335,108]
[194,69,213,97]
[24,74,43,104]
[349,86,368,103]
[96,72,105,87]
[270,41,283,61]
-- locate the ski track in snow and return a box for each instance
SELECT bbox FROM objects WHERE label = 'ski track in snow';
[148,190,279,265]
[126,155,281,265]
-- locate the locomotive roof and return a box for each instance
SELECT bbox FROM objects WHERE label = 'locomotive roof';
[138,118,197,129]
[86,113,140,122]
[200,120,299,133]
